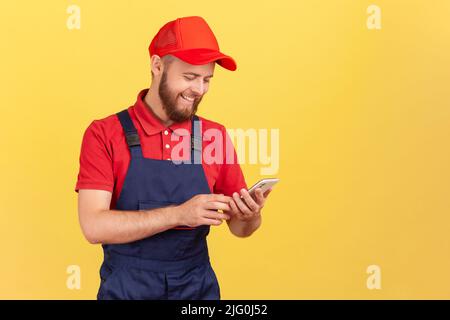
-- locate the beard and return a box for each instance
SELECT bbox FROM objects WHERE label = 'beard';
[158,70,203,123]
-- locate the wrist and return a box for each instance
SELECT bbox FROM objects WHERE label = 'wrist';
[169,205,183,227]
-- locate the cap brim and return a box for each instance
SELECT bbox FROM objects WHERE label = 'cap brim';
[169,48,237,71]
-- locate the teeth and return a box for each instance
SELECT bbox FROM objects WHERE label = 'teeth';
[181,94,195,102]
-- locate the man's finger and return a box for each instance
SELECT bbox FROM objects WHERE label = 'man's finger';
[202,217,224,226]
[233,192,252,215]
[240,189,260,212]
[228,198,239,215]
[254,188,265,206]
[204,201,231,212]
[204,211,231,221]
[263,188,272,198]
[207,194,233,204]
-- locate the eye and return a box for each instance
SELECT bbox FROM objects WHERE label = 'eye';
[204,79,210,83]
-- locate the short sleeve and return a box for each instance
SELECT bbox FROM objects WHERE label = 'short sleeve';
[75,120,114,193]
[213,126,248,196]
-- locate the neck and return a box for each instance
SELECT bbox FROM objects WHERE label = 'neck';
[143,86,173,127]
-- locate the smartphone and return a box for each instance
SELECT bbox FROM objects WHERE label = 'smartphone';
[244,178,279,198]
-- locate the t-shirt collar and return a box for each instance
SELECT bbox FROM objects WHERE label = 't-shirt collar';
[134,88,191,136]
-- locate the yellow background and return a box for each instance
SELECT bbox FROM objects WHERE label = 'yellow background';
[1,0,449,299]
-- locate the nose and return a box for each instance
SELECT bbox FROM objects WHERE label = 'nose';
[190,79,206,96]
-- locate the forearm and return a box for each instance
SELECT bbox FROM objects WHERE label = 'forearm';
[84,206,180,245]
[227,214,262,238]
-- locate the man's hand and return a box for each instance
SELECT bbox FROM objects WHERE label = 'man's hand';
[175,194,232,228]
[228,188,272,222]
[224,188,272,237]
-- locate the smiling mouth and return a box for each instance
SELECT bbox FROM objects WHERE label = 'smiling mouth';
[180,93,195,102]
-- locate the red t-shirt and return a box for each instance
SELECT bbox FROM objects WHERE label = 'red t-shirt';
[75,88,247,209]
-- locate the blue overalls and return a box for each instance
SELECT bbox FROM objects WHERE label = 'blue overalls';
[97,109,220,300]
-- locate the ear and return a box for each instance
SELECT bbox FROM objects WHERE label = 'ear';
[150,55,163,77]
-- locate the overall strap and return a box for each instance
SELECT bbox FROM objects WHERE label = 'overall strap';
[116,109,143,158]
[191,115,202,164]
[117,109,202,162]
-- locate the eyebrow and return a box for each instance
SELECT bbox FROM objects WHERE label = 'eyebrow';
[183,72,214,78]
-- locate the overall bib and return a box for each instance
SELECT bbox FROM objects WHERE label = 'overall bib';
[97,109,220,300]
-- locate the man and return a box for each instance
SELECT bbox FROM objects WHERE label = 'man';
[75,16,272,300]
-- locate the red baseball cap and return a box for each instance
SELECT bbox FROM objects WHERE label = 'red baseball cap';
[149,16,237,71]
